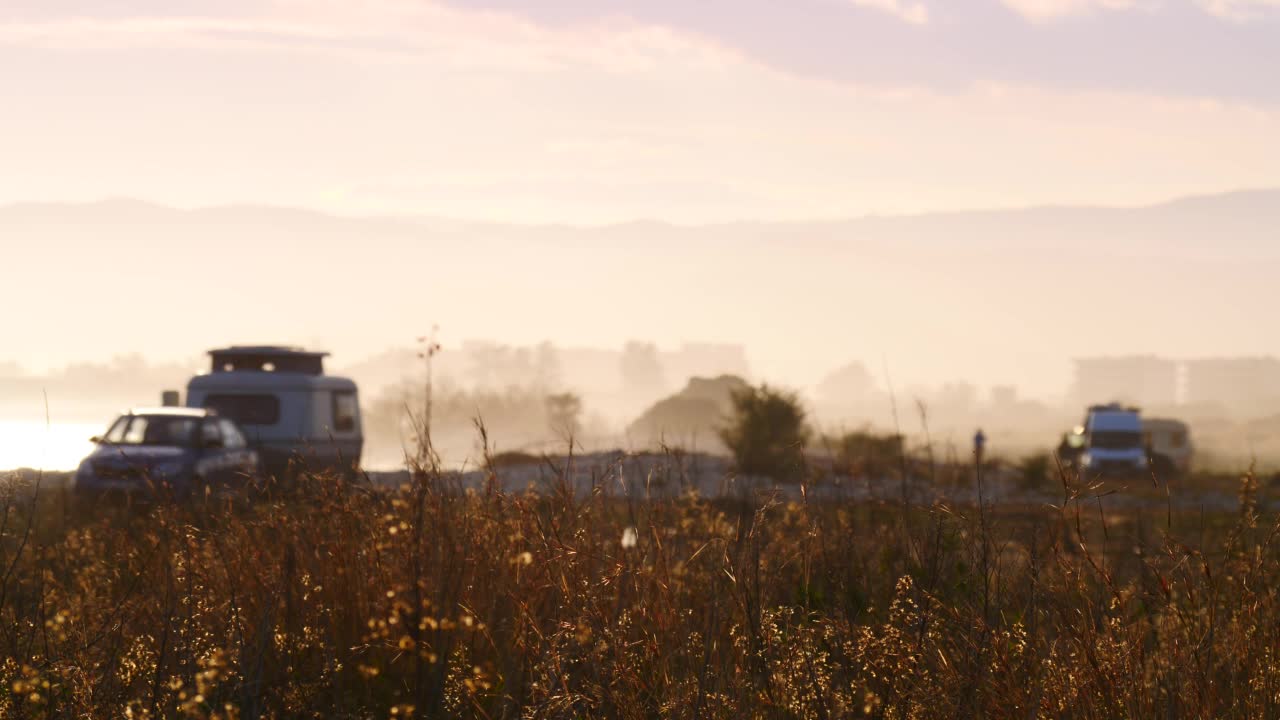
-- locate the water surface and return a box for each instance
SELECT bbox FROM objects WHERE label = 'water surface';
[0,420,104,472]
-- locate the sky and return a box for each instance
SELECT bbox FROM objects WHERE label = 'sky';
[1,0,1278,223]
[2,0,1279,412]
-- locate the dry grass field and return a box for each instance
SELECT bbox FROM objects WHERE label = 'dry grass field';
[2,449,1278,718]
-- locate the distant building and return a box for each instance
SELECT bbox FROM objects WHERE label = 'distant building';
[990,385,1018,408]
[1071,356,1178,409]
[1185,357,1280,417]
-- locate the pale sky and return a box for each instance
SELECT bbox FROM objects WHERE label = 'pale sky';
[1,0,1278,223]
[3,0,1280,405]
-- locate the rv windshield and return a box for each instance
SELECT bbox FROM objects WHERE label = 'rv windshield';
[1090,431,1142,450]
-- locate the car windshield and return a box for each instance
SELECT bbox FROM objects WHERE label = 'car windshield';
[105,415,199,447]
[1090,431,1142,450]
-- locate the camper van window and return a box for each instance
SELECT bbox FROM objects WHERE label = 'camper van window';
[204,394,281,426]
[333,392,357,433]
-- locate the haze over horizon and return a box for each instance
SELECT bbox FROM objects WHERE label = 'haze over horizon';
[6,188,1280,403]
[6,184,1280,226]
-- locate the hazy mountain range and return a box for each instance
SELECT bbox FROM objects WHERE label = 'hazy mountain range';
[5,189,1279,409]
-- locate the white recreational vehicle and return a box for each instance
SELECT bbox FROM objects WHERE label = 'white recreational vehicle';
[185,346,362,476]
[1142,417,1193,475]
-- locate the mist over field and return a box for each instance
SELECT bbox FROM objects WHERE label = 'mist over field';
[4,191,1280,469]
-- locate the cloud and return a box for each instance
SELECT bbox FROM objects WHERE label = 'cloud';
[5,0,1280,105]
[1,0,1277,222]
[847,0,931,24]
[1001,0,1279,22]
[1197,0,1280,19]
[0,1,744,73]
[998,0,1145,21]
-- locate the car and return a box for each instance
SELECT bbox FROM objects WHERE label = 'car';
[1074,403,1149,478]
[72,407,261,502]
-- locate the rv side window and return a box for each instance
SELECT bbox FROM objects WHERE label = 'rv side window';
[204,394,281,425]
[333,392,358,433]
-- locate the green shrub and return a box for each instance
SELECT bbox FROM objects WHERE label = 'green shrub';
[826,429,905,480]
[718,384,809,482]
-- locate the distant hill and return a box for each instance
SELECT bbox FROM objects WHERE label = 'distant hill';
[4,188,1280,412]
[627,375,751,450]
[6,188,1278,254]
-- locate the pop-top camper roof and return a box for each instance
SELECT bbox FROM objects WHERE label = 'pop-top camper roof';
[208,346,329,375]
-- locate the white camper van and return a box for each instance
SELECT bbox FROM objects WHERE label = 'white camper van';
[185,346,362,476]
[1142,418,1192,475]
